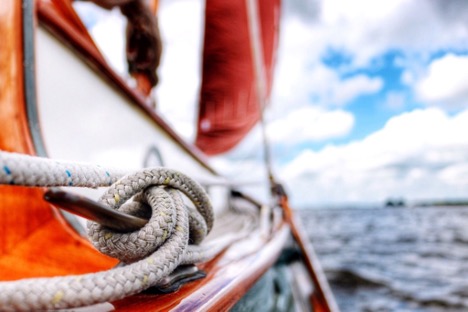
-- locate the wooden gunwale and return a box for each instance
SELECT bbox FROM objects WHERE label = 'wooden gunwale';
[112,222,290,311]
[280,196,339,312]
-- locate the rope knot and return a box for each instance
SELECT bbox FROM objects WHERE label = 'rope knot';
[87,168,213,264]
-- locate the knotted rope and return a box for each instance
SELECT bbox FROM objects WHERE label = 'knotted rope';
[0,151,221,311]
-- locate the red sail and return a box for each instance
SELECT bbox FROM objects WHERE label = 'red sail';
[195,0,281,155]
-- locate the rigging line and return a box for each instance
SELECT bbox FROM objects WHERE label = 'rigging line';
[245,0,276,188]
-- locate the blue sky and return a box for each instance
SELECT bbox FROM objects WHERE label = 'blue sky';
[76,0,468,207]
[308,51,407,147]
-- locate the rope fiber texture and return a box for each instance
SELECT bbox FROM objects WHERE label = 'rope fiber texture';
[0,151,222,311]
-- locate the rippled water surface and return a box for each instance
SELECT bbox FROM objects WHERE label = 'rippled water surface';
[300,207,468,312]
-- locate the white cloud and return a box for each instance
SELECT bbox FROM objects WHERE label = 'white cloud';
[271,19,327,115]
[284,0,468,68]
[77,6,127,76]
[154,0,204,141]
[415,54,468,109]
[267,107,354,144]
[321,0,403,22]
[280,108,468,207]
[401,70,414,86]
[383,91,406,110]
[76,0,204,141]
[73,2,109,28]
[272,17,384,112]
[332,75,382,105]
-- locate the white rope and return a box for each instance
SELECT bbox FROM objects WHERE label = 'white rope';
[0,151,127,187]
[0,151,230,311]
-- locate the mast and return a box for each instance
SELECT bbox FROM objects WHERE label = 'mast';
[245,0,276,187]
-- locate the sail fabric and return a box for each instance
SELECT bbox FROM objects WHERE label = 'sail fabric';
[195,0,281,155]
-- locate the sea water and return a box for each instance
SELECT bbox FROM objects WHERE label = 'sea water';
[300,206,468,312]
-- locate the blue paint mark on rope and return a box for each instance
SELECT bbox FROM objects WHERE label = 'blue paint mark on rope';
[65,170,73,186]
[106,171,112,185]
[3,166,14,184]
[3,166,11,175]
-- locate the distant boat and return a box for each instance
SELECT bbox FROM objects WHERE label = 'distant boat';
[384,198,406,208]
[0,0,339,311]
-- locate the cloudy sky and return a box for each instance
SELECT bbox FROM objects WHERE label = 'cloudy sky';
[75,0,468,208]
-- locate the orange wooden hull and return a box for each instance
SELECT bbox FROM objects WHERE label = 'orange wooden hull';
[0,0,118,282]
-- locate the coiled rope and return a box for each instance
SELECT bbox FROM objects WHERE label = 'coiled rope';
[0,151,225,311]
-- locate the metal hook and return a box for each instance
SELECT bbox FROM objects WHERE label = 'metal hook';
[44,188,148,232]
